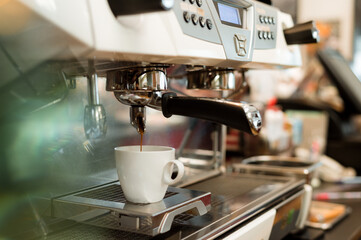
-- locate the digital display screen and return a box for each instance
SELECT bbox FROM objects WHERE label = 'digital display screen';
[217,3,241,25]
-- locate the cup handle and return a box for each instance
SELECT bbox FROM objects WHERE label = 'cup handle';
[163,160,185,185]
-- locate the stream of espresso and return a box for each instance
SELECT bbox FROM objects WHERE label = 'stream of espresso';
[137,116,145,152]
[140,131,143,152]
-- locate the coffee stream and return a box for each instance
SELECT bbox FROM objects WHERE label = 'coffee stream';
[137,116,145,152]
[140,131,144,152]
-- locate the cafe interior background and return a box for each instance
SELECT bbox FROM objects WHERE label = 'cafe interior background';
[1,0,361,239]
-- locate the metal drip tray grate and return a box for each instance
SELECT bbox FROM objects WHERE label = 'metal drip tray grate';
[53,182,211,236]
[75,184,177,205]
[46,224,152,240]
[49,174,305,239]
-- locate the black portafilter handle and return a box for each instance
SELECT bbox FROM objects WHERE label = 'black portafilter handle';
[284,21,319,45]
[107,0,174,16]
[161,93,262,135]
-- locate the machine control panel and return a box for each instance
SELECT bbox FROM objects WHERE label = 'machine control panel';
[253,2,278,49]
[208,0,254,64]
[172,0,292,66]
[98,0,300,68]
[174,0,221,44]
[173,0,255,63]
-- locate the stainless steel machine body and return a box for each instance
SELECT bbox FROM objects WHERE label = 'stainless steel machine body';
[0,0,318,239]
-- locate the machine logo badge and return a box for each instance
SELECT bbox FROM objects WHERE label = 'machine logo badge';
[234,34,247,56]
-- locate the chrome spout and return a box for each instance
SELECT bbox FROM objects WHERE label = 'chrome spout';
[107,67,168,134]
[130,106,146,133]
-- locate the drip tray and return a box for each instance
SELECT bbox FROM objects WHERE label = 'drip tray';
[52,182,211,236]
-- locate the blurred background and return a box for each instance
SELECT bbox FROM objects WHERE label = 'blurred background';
[226,0,361,177]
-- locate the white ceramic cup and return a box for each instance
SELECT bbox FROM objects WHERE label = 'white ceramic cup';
[115,145,184,204]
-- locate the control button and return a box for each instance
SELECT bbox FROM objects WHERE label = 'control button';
[259,15,264,23]
[258,30,263,39]
[267,31,272,39]
[264,16,269,24]
[189,0,195,4]
[199,16,206,27]
[271,32,274,39]
[271,17,275,24]
[196,0,202,7]
[206,19,213,29]
[263,31,268,39]
[191,14,198,25]
[183,11,191,23]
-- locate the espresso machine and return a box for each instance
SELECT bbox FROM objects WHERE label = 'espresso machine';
[0,0,318,239]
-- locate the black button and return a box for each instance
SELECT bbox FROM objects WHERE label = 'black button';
[199,16,206,27]
[191,14,198,25]
[263,31,267,39]
[183,11,190,23]
[259,15,264,23]
[206,19,213,29]
[189,0,195,4]
[271,32,274,39]
[258,30,263,39]
[196,0,202,7]
[264,16,269,24]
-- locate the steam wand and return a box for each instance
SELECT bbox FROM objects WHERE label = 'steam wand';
[84,60,107,139]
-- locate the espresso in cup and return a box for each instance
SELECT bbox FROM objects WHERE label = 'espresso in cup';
[115,145,184,203]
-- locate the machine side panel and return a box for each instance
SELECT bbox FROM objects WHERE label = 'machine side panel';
[0,0,93,76]
[20,0,94,48]
[88,0,226,66]
[88,0,176,58]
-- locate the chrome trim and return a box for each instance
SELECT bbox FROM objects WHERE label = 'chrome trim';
[240,102,262,135]
[187,70,236,90]
[233,155,322,177]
